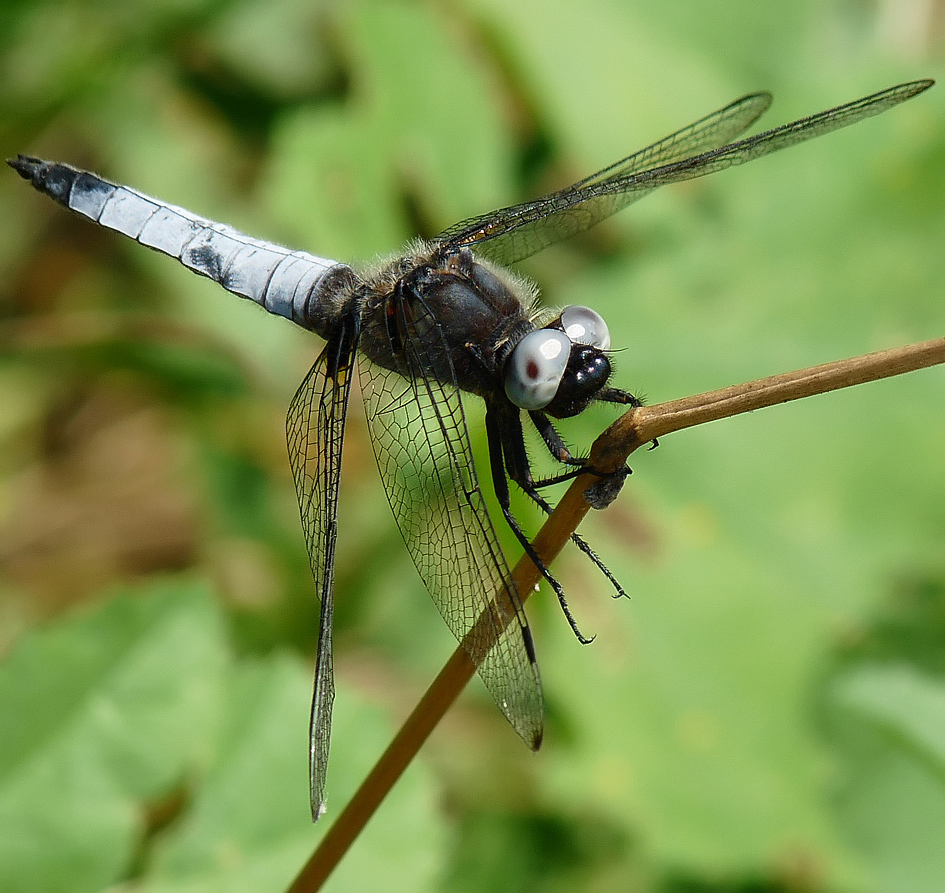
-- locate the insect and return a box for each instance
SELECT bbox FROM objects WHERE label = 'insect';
[10,78,932,819]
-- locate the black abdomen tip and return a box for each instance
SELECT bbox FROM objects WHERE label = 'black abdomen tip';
[6,155,76,205]
[7,154,47,180]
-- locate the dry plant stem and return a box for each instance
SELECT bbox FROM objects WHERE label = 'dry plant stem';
[287,334,945,893]
[599,336,945,466]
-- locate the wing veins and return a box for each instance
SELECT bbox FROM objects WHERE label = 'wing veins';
[438,80,931,265]
[286,314,360,821]
[359,294,543,746]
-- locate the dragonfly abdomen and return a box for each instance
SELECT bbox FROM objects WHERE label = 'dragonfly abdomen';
[8,155,352,332]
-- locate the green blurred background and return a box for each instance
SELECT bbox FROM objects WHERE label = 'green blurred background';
[1,0,944,890]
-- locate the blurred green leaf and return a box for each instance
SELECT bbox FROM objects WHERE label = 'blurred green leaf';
[0,580,228,893]
[0,581,448,893]
[828,664,945,893]
[539,530,859,886]
[832,663,945,771]
[143,655,448,893]
[264,0,515,260]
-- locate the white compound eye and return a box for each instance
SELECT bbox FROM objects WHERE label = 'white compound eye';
[560,305,610,351]
[505,329,571,410]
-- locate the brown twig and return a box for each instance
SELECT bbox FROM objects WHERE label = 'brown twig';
[287,335,945,892]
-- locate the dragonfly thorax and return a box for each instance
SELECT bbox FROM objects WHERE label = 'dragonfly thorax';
[361,245,535,397]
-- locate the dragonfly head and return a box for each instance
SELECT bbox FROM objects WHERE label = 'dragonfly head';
[504,305,613,417]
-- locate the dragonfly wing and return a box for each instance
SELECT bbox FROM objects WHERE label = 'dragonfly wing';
[359,297,544,749]
[437,80,932,266]
[286,313,360,821]
[567,91,772,189]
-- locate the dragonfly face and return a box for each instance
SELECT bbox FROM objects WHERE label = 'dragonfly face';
[8,78,933,820]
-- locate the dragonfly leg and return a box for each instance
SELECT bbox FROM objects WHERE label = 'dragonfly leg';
[485,407,595,643]
[528,408,634,488]
[524,484,627,598]
[522,408,630,589]
[597,386,642,408]
[527,409,584,466]
[596,387,659,450]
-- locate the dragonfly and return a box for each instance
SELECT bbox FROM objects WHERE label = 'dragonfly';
[9,78,932,820]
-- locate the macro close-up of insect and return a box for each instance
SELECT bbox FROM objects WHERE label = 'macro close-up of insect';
[9,78,934,825]
[3,3,945,891]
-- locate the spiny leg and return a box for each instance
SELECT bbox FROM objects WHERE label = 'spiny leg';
[523,409,629,597]
[596,387,659,450]
[528,407,634,488]
[485,407,594,644]
[597,386,643,408]
[530,463,632,490]
[521,483,627,598]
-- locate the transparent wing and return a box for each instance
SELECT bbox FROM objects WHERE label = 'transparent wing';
[359,297,543,748]
[568,91,771,189]
[286,314,360,821]
[437,80,932,266]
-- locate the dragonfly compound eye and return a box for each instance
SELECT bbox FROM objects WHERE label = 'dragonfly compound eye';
[505,329,571,410]
[560,305,611,351]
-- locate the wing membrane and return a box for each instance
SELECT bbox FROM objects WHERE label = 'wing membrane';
[286,314,360,821]
[359,297,543,748]
[569,91,772,190]
[438,80,932,266]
